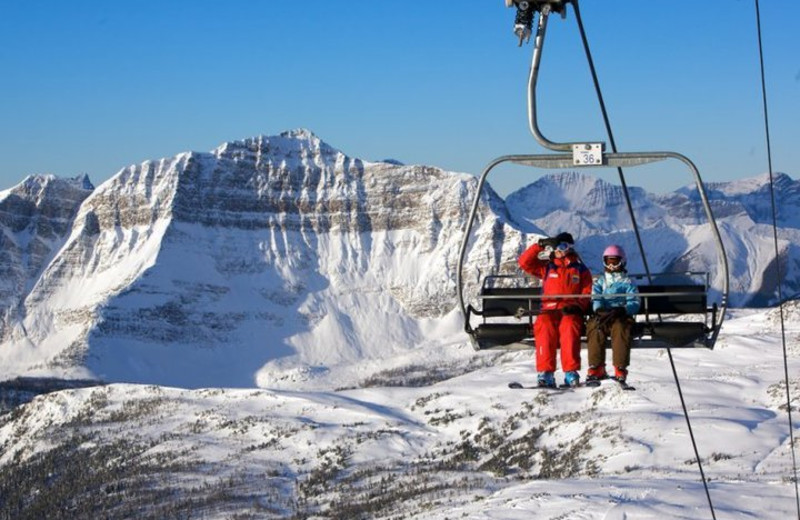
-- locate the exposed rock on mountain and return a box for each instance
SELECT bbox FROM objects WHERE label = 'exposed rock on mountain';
[0,174,93,338]
[0,130,525,387]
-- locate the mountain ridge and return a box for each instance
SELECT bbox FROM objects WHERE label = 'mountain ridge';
[0,129,796,388]
[0,130,515,387]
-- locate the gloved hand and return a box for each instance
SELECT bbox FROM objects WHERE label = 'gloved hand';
[537,237,559,248]
[561,304,583,316]
[596,307,626,326]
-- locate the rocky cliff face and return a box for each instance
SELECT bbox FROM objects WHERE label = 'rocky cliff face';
[0,130,527,387]
[0,175,94,338]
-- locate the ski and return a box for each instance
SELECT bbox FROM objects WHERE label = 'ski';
[508,381,566,390]
[614,378,636,391]
[584,378,635,391]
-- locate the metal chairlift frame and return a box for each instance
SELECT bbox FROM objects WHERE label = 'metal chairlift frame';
[456,2,730,351]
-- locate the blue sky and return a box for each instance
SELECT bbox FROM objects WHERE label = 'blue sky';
[0,1,797,196]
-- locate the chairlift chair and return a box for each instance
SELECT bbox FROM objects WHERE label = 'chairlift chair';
[456,1,730,351]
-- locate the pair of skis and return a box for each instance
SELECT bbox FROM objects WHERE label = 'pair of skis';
[508,378,635,391]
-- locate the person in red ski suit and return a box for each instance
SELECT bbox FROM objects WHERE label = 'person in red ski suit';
[518,232,592,387]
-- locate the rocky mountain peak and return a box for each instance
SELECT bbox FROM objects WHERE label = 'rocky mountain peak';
[0,173,95,340]
[5,174,93,204]
[212,128,340,166]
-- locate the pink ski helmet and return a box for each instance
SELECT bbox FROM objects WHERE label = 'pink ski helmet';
[602,244,626,271]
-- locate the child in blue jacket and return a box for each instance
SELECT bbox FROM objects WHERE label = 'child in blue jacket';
[586,245,640,382]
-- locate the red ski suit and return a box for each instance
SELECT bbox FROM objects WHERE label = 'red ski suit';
[518,243,593,373]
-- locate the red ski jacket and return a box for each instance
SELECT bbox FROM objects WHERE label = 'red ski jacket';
[518,243,593,312]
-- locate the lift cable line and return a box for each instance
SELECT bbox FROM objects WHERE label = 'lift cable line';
[571,1,651,281]
[753,1,800,516]
[571,2,716,517]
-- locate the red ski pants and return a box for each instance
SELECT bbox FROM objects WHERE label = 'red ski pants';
[533,311,582,373]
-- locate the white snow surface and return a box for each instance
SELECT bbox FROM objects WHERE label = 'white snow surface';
[0,305,798,518]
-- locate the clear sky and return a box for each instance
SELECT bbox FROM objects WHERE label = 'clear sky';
[1,1,797,196]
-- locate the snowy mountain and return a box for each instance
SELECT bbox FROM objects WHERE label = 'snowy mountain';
[0,130,529,388]
[0,130,797,389]
[506,170,800,306]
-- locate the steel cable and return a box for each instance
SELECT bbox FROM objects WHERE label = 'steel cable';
[571,2,717,517]
[753,1,800,516]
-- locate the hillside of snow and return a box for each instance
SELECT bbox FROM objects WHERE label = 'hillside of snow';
[0,129,798,518]
[0,305,797,518]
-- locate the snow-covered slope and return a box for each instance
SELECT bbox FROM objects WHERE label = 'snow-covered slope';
[0,130,798,518]
[0,305,797,518]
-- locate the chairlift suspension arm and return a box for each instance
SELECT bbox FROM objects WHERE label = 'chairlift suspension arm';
[505,0,729,335]
[526,4,591,152]
[477,6,731,518]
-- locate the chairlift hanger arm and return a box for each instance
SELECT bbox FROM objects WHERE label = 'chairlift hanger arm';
[526,0,656,294]
[513,0,727,325]
[523,1,600,153]
[484,6,728,513]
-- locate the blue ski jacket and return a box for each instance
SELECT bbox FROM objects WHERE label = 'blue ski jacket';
[592,271,641,316]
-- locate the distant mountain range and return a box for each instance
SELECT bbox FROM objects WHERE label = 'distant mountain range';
[505,169,800,306]
[0,129,796,387]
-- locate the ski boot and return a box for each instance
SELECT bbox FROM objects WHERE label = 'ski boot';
[564,370,580,387]
[586,365,608,383]
[537,371,556,388]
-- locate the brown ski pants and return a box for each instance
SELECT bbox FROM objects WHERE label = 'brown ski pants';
[586,315,633,368]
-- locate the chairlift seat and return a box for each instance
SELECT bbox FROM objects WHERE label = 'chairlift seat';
[473,323,533,347]
[638,284,706,314]
[468,281,714,351]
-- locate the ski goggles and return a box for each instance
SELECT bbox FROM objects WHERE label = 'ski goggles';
[555,242,573,253]
[603,256,622,265]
